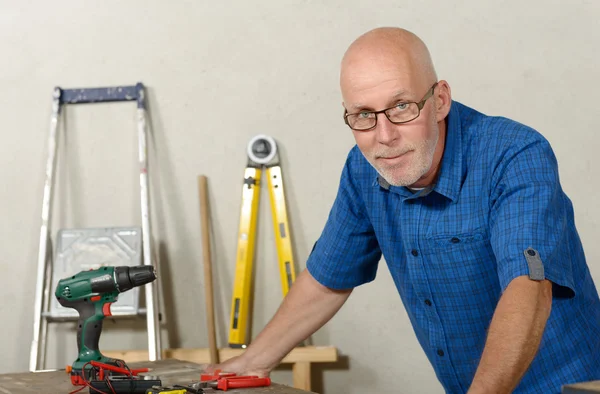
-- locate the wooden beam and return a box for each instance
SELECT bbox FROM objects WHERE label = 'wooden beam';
[292,362,311,391]
[104,346,337,365]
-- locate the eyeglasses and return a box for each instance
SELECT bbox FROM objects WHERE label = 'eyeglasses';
[344,82,438,131]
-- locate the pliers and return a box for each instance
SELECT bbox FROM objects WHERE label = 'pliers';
[172,372,271,392]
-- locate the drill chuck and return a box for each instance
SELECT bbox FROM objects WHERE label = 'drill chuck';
[114,266,156,292]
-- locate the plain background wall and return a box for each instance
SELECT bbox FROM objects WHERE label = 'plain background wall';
[1,1,599,393]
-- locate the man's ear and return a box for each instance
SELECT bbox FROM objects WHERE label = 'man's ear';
[341,101,349,118]
[435,80,452,122]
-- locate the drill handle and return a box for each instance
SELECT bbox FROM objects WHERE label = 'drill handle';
[76,300,105,357]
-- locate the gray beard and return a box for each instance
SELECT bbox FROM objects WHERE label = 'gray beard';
[369,132,439,187]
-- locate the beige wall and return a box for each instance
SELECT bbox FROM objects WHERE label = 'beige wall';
[1,1,599,393]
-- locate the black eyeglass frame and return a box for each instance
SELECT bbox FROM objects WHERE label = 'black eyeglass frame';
[343,82,439,131]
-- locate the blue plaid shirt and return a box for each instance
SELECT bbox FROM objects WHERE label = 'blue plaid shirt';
[306,100,600,393]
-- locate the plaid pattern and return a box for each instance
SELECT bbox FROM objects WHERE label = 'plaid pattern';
[307,101,600,393]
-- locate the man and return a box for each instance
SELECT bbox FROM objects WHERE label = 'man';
[207,27,600,393]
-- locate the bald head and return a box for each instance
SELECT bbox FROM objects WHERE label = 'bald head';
[340,27,437,102]
[339,27,451,188]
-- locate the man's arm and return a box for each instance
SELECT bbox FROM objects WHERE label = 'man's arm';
[206,268,352,376]
[467,275,552,394]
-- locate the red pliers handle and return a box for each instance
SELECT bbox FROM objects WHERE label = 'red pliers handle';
[199,371,271,391]
[214,376,271,391]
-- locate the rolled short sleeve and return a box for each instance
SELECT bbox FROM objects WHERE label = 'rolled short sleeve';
[306,151,382,290]
[489,135,576,298]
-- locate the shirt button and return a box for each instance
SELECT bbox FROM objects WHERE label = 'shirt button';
[411,249,419,256]
[437,349,444,357]
[424,299,432,306]
[450,237,460,243]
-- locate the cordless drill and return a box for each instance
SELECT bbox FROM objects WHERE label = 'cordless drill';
[55,265,157,385]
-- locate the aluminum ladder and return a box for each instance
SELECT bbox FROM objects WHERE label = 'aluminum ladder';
[29,83,162,371]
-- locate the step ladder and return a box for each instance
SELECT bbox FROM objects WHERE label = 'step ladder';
[29,83,162,371]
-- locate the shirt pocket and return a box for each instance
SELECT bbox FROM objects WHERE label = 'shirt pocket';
[423,228,493,266]
[422,228,497,286]
[424,229,488,248]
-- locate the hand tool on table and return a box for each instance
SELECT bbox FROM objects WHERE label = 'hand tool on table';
[228,135,298,348]
[146,387,188,394]
[197,370,271,391]
[151,377,271,393]
[55,265,159,388]
[194,375,271,391]
[146,371,272,393]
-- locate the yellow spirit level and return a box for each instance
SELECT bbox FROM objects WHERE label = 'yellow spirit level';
[228,135,297,348]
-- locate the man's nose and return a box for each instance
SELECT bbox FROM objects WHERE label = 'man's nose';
[375,113,398,145]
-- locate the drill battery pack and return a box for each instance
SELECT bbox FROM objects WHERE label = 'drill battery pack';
[88,375,162,394]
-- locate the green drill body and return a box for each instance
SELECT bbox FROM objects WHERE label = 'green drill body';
[55,265,156,376]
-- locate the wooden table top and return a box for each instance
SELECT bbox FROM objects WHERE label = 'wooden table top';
[0,359,316,394]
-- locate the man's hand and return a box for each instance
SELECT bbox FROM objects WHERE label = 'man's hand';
[467,275,552,394]
[200,269,352,378]
[201,354,270,378]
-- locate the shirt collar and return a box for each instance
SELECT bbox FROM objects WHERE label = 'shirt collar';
[374,100,464,202]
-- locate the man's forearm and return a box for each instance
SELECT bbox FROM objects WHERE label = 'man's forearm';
[468,275,552,394]
[242,268,352,371]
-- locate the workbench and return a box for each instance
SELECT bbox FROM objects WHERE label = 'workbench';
[104,346,336,392]
[0,359,315,394]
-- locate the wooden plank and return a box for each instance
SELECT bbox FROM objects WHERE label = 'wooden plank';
[104,346,337,365]
[197,174,220,365]
[0,359,315,394]
[292,362,311,391]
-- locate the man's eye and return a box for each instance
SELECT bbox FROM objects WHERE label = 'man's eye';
[396,103,409,110]
[358,112,371,118]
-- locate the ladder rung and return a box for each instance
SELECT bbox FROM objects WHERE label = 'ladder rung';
[59,84,142,105]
